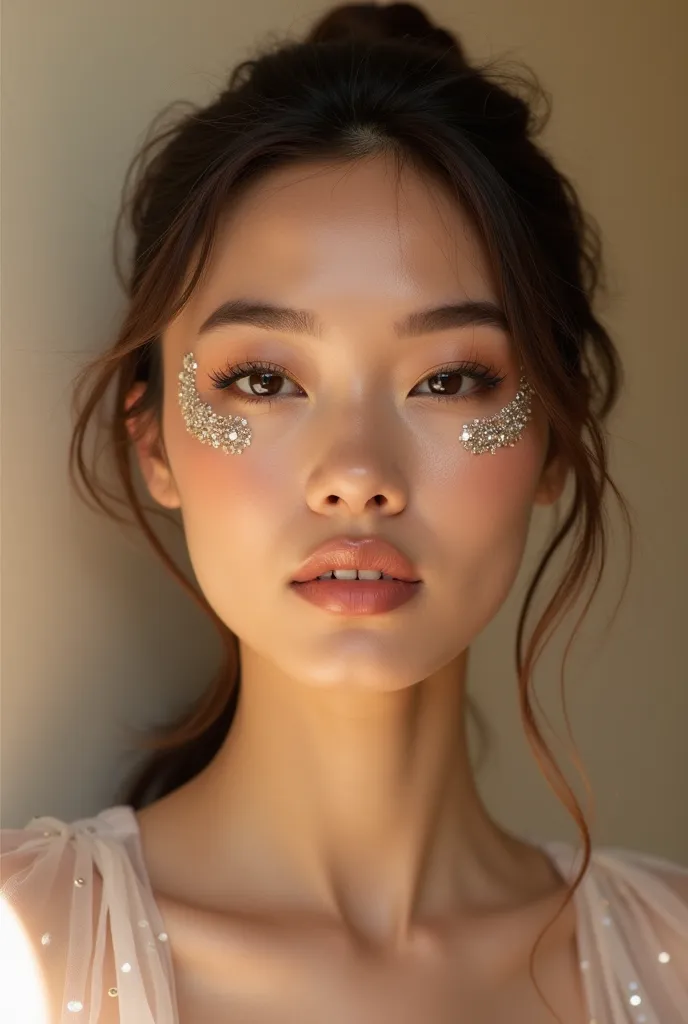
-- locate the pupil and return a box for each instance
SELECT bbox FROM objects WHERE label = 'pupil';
[251,372,281,396]
[429,372,462,396]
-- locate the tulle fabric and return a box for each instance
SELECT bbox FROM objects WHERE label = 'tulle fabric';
[540,838,688,1021]
[1,807,178,1023]
[2,804,688,1022]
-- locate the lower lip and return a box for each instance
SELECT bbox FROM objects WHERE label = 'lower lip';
[289,578,422,615]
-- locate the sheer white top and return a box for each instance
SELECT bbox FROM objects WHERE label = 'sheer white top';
[2,804,688,1022]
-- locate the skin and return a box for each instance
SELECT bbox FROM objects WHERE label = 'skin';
[127,153,585,1021]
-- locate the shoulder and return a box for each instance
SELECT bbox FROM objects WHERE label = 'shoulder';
[594,845,688,1017]
[548,839,688,1018]
[545,837,688,912]
[584,841,688,928]
[1,807,177,1022]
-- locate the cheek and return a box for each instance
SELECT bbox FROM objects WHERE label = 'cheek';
[168,383,291,507]
[167,418,296,600]
[165,387,546,645]
[423,430,543,608]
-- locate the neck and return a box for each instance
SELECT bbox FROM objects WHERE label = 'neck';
[156,646,553,949]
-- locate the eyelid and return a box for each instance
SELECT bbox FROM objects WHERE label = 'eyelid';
[208,358,305,394]
[207,357,507,404]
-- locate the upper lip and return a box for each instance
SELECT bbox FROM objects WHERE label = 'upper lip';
[291,536,421,584]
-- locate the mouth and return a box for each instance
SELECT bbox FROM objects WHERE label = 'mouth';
[292,570,412,584]
[290,536,421,587]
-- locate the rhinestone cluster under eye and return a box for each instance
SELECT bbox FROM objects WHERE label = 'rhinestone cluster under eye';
[178,353,252,454]
[178,351,535,458]
[460,372,535,455]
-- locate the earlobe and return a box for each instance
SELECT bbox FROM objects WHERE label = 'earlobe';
[125,384,181,510]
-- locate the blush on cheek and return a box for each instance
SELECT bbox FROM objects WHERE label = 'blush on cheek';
[432,432,544,543]
[176,443,258,507]
[468,407,548,498]
[428,444,540,622]
[173,422,294,543]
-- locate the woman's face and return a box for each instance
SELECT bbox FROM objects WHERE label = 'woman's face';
[139,153,559,692]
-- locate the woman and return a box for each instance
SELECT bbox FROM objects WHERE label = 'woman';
[2,3,687,1022]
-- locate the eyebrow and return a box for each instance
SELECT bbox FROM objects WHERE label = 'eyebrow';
[197,298,510,340]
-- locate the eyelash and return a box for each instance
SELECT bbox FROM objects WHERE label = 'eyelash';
[207,358,507,407]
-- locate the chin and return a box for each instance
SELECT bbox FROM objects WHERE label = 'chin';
[283,637,445,692]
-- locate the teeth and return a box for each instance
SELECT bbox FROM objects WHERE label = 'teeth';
[314,570,398,581]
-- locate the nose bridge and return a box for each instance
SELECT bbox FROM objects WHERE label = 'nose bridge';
[304,393,409,514]
[317,383,405,462]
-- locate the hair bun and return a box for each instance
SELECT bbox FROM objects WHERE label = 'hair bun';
[307,2,468,64]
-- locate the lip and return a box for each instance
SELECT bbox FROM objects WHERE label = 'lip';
[290,577,422,616]
[290,536,421,584]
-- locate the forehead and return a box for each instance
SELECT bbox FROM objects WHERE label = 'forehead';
[181,154,498,328]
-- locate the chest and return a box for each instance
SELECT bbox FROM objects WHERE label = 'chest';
[166,908,590,1024]
[173,975,589,1024]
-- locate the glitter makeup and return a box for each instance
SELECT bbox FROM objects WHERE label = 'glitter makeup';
[177,353,252,454]
[178,351,534,456]
[459,371,534,455]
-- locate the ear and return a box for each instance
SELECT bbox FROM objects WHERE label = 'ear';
[125,382,181,510]
[533,432,569,507]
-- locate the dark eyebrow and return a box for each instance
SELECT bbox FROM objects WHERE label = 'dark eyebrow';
[197,298,510,339]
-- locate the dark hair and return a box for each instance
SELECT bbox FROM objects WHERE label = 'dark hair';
[69,4,631,1014]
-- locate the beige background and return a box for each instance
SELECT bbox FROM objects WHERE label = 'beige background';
[1,1,686,856]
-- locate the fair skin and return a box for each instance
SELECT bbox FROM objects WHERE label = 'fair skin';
[127,153,585,1022]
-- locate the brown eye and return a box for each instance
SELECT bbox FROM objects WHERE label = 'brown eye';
[413,370,473,399]
[236,371,287,397]
[208,360,303,402]
[411,362,507,401]
[424,372,467,397]
[208,358,505,406]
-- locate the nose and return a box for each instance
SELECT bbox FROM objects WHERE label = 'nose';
[303,422,409,518]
